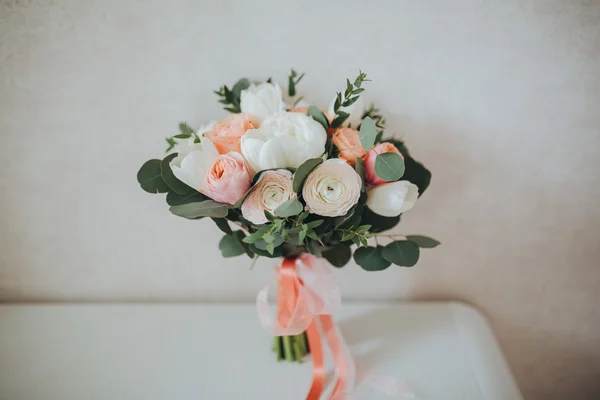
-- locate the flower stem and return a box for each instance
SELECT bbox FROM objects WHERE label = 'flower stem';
[282,335,295,362]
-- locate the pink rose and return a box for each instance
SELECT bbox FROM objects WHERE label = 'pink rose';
[363,142,403,186]
[203,152,251,204]
[241,170,296,224]
[205,113,257,154]
[331,127,367,166]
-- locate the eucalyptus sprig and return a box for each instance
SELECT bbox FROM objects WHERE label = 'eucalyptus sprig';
[362,104,386,143]
[214,78,251,113]
[165,122,197,152]
[331,71,370,128]
[288,68,305,98]
[339,224,372,247]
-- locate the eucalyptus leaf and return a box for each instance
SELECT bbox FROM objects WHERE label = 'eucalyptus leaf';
[219,234,245,258]
[407,235,440,248]
[179,122,195,136]
[212,218,232,235]
[137,159,170,194]
[380,240,420,267]
[361,208,400,233]
[306,239,322,257]
[274,199,304,218]
[355,157,366,192]
[161,154,191,194]
[353,246,391,271]
[169,200,229,219]
[293,158,323,193]
[249,243,282,258]
[374,152,405,182]
[401,154,432,197]
[166,191,207,206]
[359,117,376,150]
[232,78,251,98]
[323,244,352,268]
[307,106,329,130]
[235,230,254,258]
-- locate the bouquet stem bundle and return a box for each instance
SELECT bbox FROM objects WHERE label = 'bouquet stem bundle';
[273,332,310,362]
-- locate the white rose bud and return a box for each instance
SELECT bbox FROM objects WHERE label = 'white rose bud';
[302,159,362,217]
[240,82,284,121]
[241,112,327,173]
[241,170,296,225]
[366,181,419,217]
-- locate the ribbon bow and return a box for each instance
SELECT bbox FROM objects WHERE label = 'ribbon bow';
[257,254,356,400]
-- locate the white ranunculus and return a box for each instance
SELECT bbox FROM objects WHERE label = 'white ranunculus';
[241,112,327,172]
[240,82,284,121]
[302,159,362,217]
[241,169,296,224]
[328,95,365,128]
[366,181,419,217]
[170,138,219,191]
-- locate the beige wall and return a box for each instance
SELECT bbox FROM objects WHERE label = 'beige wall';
[1,1,599,398]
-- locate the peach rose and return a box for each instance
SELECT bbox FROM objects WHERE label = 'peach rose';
[363,142,403,186]
[205,113,257,154]
[203,152,251,204]
[332,127,367,166]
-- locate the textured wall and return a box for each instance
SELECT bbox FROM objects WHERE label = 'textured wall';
[1,1,599,398]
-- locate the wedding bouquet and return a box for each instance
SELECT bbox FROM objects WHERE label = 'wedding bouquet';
[137,69,436,398]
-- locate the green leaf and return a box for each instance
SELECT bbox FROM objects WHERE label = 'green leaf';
[137,159,170,194]
[298,230,307,244]
[374,152,405,182]
[212,218,232,235]
[232,78,251,98]
[274,199,304,218]
[400,154,432,197]
[169,200,229,219]
[161,154,191,195]
[355,225,371,234]
[361,208,400,233]
[174,133,191,139]
[323,244,352,268]
[331,114,349,129]
[179,122,195,136]
[293,158,323,193]
[297,211,310,223]
[307,106,329,130]
[166,191,207,206]
[353,246,391,271]
[248,243,282,258]
[219,234,245,258]
[306,239,322,257]
[242,229,267,244]
[407,235,440,248]
[380,240,420,267]
[264,211,276,222]
[359,117,376,150]
[305,220,324,229]
[235,230,254,258]
[355,157,366,192]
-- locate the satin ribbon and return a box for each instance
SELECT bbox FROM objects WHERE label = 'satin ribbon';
[257,254,355,399]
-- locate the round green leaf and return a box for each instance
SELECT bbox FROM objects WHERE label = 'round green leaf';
[161,154,192,194]
[248,243,282,258]
[293,158,323,193]
[274,199,304,218]
[137,159,170,194]
[374,152,405,182]
[406,235,440,248]
[307,106,329,130]
[166,191,207,206]
[169,200,228,219]
[219,234,245,258]
[323,244,352,268]
[380,240,420,267]
[353,246,391,271]
[359,116,376,150]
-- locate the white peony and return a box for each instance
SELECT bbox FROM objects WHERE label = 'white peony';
[241,112,327,173]
[328,95,365,128]
[366,181,419,217]
[302,159,362,217]
[240,82,284,121]
[170,138,219,191]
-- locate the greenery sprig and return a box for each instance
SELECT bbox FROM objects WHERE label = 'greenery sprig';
[214,78,251,113]
[165,122,197,152]
[362,104,386,143]
[331,71,370,128]
[288,68,305,98]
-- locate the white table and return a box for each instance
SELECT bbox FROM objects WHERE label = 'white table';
[0,302,521,400]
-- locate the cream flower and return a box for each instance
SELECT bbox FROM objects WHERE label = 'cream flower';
[240,82,284,121]
[241,112,327,173]
[241,170,296,224]
[366,181,419,217]
[170,138,219,192]
[302,159,361,217]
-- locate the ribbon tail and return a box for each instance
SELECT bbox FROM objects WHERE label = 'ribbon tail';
[320,315,356,400]
[305,318,326,400]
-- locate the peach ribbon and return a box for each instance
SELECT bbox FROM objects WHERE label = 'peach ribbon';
[256,254,355,399]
